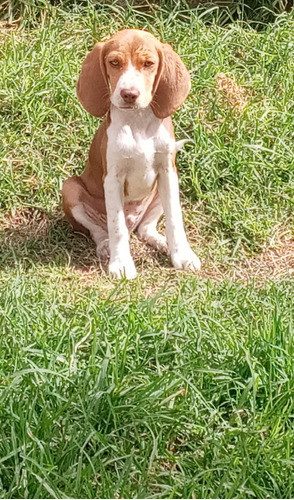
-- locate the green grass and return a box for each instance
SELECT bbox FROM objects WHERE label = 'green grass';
[1,1,294,498]
[1,2,294,258]
[1,276,294,498]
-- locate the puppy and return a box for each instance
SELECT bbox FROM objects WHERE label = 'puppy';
[62,29,201,278]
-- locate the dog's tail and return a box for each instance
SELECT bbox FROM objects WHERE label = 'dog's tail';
[175,139,193,153]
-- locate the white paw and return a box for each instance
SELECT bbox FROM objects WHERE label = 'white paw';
[109,257,137,280]
[151,234,168,254]
[146,235,168,254]
[171,247,201,272]
[96,239,110,262]
[137,230,168,254]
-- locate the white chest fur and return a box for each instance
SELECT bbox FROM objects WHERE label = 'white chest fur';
[106,105,175,202]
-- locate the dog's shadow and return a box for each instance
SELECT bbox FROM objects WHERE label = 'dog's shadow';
[0,207,170,273]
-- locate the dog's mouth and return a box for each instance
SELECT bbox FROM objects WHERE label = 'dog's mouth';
[119,105,138,110]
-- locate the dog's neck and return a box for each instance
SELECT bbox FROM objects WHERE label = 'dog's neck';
[109,104,161,132]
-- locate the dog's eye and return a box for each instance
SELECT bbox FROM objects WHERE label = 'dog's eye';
[110,59,119,67]
[144,61,154,67]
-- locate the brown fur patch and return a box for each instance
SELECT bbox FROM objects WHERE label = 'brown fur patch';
[124,179,129,197]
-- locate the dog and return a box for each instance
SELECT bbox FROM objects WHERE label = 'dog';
[62,29,201,279]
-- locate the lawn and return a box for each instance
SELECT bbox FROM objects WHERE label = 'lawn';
[0,1,294,498]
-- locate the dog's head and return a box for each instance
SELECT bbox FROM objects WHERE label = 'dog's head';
[77,29,191,119]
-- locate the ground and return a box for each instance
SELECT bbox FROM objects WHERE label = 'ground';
[0,2,294,498]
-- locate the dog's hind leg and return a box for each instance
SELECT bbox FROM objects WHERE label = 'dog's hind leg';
[62,176,109,261]
[135,194,167,254]
[71,205,110,261]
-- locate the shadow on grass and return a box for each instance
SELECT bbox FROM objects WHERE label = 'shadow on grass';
[2,0,293,32]
[0,207,170,273]
[1,207,294,285]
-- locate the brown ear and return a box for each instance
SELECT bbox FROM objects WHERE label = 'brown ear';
[151,43,191,119]
[77,42,110,117]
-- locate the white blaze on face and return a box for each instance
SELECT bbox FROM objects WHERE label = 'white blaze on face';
[110,63,152,109]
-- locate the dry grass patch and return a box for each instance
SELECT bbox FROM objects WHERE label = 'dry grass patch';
[216,72,251,112]
[1,207,51,239]
[234,236,294,282]
[0,19,20,37]
[199,231,294,284]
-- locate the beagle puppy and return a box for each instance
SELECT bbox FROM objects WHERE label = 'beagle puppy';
[62,29,201,278]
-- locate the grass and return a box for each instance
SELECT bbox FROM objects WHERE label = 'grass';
[1,2,294,260]
[0,1,294,498]
[1,276,294,498]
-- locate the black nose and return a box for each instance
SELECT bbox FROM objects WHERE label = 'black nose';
[120,88,140,104]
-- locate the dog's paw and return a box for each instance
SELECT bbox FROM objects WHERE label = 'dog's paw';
[153,235,168,254]
[96,239,110,262]
[109,257,137,280]
[171,247,201,272]
[142,233,168,254]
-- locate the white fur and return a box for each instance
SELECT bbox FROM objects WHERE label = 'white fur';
[136,196,167,254]
[110,64,152,109]
[103,169,137,279]
[71,205,110,261]
[104,104,201,278]
[158,164,201,271]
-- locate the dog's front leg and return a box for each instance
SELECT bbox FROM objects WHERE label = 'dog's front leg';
[158,158,201,272]
[104,171,137,279]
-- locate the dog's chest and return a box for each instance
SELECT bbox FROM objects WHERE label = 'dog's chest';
[107,107,175,201]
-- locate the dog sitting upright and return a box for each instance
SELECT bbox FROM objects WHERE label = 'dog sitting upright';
[62,29,201,278]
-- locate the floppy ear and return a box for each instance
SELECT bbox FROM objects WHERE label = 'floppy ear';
[77,42,110,117]
[151,43,191,119]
